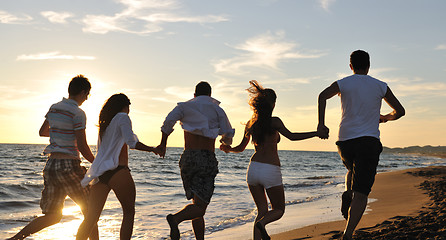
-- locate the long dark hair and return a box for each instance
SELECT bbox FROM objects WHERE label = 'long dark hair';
[98,93,131,139]
[246,80,277,145]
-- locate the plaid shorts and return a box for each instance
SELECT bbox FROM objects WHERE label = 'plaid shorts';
[40,158,90,214]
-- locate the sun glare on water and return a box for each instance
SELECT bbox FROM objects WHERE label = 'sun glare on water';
[13,204,84,239]
[12,199,125,240]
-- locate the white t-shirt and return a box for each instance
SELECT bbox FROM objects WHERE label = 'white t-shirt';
[337,74,388,141]
[81,112,138,187]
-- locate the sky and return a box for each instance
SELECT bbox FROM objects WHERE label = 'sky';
[1,0,445,152]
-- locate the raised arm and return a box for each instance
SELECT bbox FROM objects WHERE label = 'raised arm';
[273,117,318,141]
[220,124,250,153]
[318,82,340,139]
[380,87,405,123]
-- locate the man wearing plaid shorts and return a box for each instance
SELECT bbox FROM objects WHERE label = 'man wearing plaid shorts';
[8,75,99,240]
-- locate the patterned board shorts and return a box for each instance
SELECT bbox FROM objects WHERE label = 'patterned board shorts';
[179,150,218,204]
[40,158,90,214]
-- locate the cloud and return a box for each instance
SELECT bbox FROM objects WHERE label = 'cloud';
[0,10,32,24]
[213,31,325,74]
[435,44,446,50]
[370,67,398,75]
[151,97,174,103]
[257,77,314,88]
[41,11,74,24]
[320,0,336,12]
[82,0,228,34]
[295,105,317,111]
[163,85,193,101]
[395,82,446,97]
[16,52,96,61]
[0,85,50,113]
[276,78,311,84]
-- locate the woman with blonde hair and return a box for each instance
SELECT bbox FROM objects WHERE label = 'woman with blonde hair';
[221,80,323,240]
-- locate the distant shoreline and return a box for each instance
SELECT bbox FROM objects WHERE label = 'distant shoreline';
[2,143,446,157]
[383,145,446,159]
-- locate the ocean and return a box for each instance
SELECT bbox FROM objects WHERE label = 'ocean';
[1,143,445,239]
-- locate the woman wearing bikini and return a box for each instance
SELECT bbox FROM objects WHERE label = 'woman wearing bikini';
[76,93,158,240]
[220,80,323,240]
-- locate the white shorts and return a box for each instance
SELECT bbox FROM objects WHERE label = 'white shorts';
[246,161,283,189]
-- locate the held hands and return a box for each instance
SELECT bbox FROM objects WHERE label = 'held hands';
[317,124,329,139]
[155,145,167,158]
[150,146,161,156]
[219,144,232,153]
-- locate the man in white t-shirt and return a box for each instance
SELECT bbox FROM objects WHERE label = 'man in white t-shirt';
[156,81,234,240]
[317,50,405,240]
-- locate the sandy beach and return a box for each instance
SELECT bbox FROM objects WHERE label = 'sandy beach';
[272,165,446,240]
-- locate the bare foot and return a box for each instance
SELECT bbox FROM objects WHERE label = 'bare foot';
[255,222,270,240]
[166,214,180,240]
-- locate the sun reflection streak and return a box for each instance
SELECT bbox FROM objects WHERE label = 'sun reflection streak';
[17,201,126,239]
[22,205,84,239]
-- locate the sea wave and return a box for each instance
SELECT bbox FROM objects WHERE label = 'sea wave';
[306,175,335,180]
[0,200,39,210]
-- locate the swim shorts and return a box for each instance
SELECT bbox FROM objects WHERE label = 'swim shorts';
[40,158,90,214]
[98,165,130,185]
[246,161,283,189]
[179,150,218,204]
[336,136,382,196]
